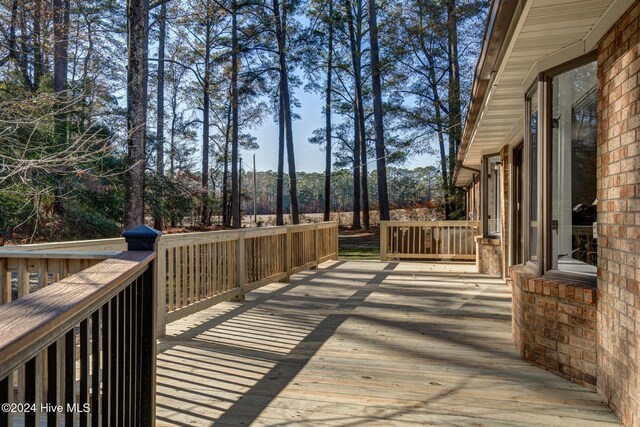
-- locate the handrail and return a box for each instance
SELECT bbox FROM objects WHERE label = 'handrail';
[0,238,126,252]
[380,220,481,261]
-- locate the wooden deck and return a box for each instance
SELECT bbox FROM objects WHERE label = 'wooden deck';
[155,260,619,426]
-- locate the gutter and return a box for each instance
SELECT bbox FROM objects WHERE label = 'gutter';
[453,0,523,186]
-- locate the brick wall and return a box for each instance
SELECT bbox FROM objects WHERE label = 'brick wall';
[476,237,502,276]
[510,266,598,389]
[597,3,640,425]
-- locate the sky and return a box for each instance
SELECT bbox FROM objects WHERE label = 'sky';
[239,87,439,173]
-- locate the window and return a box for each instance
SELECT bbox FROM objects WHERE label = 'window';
[550,61,597,276]
[519,55,598,282]
[484,155,501,236]
[527,87,539,263]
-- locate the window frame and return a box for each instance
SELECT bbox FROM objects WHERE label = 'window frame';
[481,153,502,238]
[523,78,543,274]
[520,52,598,285]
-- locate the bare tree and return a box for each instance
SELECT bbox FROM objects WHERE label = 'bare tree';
[125,0,149,229]
[368,0,390,221]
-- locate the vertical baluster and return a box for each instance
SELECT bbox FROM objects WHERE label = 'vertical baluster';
[113,292,122,426]
[140,267,157,427]
[204,243,210,298]
[64,329,75,427]
[190,245,196,305]
[24,357,36,427]
[135,278,143,426]
[195,244,200,303]
[209,243,217,296]
[213,242,219,295]
[102,301,111,426]
[220,241,225,292]
[0,259,8,305]
[79,319,89,427]
[0,374,11,426]
[91,309,101,427]
[181,245,186,304]
[167,248,174,311]
[62,259,70,279]
[125,286,132,426]
[114,291,129,426]
[47,340,59,427]
[131,281,138,426]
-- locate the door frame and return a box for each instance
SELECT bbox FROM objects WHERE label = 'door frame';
[510,141,524,267]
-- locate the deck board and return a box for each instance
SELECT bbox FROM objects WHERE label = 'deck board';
[156,260,619,426]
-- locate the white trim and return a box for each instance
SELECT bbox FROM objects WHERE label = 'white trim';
[461,1,533,168]
[522,0,634,88]
[584,0,635,50]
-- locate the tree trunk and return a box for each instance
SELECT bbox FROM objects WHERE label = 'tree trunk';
[276,92,285,225]
[273,0,299,224]
[32,0,44,90]
[367,0,390,221]
[323,0,333,223]
[346,0,368,229]
[222,102,231,227]
[351,114,361,229]
[201,20,212,226]
[52,0,70,219]
[446,0,462,218]
[125,0,149,229]
[424,45,449,212]
[356,0,370,229]
[154,0,167,230]
[231,0,241,229]
[360,131,370,228]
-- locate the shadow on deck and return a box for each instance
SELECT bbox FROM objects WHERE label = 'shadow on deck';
[155,260,618,426]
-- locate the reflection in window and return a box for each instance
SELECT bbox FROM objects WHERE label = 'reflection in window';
[487,156,501,235]
[528,88,538,262]
[551,61,597,276]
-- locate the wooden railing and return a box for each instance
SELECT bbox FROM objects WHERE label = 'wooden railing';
[0,251,118,305]
[0,228,158,427]
[0,222,338,424]
[0,238,126,252]
[156,222,339,333]
[380,221,481,261]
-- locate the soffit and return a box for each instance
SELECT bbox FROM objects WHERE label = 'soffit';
[457,0,633,187]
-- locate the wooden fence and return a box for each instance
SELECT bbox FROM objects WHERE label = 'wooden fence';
[380,221,481,261]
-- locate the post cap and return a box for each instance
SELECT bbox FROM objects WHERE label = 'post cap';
[122,225,162,251]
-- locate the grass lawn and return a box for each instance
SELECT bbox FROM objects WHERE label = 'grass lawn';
[338,228,380,260]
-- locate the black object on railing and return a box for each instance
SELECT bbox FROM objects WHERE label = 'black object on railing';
[122,224,162,251]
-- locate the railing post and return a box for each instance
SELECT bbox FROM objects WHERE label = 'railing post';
[232,230,246,301]
[155,239,167,338]
[314,224,320,269]
[380,222,388,261]
[122,224,161,427]
[334,223,339,260]
[285,226,292,281]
